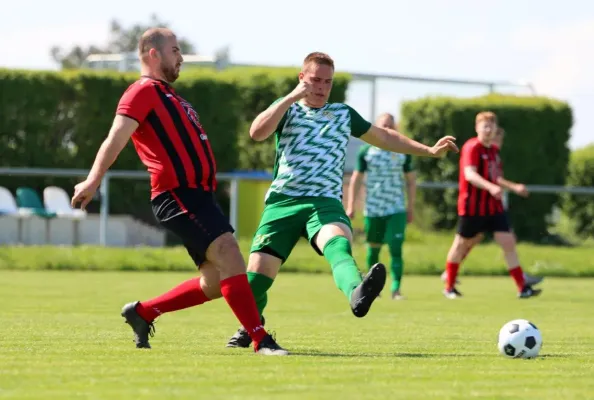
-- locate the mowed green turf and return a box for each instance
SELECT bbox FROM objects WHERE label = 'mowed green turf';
[0,271,592,400]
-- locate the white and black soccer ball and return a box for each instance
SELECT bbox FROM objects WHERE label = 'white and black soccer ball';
[497,319,543,359]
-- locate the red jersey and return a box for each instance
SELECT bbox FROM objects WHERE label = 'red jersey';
[458,137,504,216]
[116,77,217,198]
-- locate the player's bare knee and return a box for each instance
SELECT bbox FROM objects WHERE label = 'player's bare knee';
[206,233,246,275]
[316,223,352,250]
[495,232,516,252]
[247,252,281,279]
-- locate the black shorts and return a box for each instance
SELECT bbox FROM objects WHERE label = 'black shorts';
[457,213,511,238]
[151,188,234,267]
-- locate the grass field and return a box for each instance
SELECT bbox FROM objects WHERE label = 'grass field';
[1,270,593,399]
[2,225,594,276]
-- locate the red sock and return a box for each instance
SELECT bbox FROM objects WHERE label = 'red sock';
[509,266,525,291]
[220,274,267,349]
[136,277,210,322]
[445,262,460,290]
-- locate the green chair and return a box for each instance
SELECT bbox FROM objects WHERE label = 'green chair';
[16,187,56,244]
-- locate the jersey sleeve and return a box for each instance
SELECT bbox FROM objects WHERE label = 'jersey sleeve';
[116,83,155,123]
[346,105,372,138]
[356,145,370,172]
[460,140,481,169]
[270,97,289,136]
[403,154,414,173]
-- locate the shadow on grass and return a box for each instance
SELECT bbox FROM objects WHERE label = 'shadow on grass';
[288,350,480,358]
[275,351,571,359]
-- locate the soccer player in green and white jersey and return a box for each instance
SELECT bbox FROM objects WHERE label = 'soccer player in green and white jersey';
[346,113,416,300]
[226,52,458,350]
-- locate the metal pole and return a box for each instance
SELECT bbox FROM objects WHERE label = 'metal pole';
[370,78,377,120]
[229,178,239,238]
[99,174,110,246]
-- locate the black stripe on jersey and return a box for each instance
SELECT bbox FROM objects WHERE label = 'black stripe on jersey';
[154,85,203,188]
[146,110,188,187]
[475,150,485,216]
[164,86,216,191]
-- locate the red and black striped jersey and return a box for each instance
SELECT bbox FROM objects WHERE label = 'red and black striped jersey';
[458,137,504,216]
[116,77,217,198]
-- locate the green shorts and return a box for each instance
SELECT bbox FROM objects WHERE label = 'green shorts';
[364,212,407,244]
[250,192,352,263]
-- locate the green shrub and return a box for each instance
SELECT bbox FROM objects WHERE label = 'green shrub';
[562,144,594,238]
[400,94,573,242]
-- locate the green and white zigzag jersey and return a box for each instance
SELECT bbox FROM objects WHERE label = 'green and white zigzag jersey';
[357,144,414,217]
[266,99,371,202]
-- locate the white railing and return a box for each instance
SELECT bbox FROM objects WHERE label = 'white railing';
[1,167,593,246]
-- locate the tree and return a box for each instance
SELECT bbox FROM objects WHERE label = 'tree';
[51,14,197,70]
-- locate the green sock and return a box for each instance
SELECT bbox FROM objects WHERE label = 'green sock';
[388,239,404,292]
[247,272,274,317]
[366,246,381,271]
[322,236,362,300]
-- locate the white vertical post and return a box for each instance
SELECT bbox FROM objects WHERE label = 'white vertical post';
[370,78,377,121]
[229,178,239,238]
[99,174,110,246]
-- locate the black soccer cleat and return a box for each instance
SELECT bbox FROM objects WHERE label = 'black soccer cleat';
[518,285,542,299]
[121,301,155,349]
[443,287,463,299]
[350,263,387,318]
[255,333,289,356]
[226,316,265,349]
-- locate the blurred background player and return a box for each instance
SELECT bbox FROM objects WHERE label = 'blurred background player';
[440,127,543,287]
[442,112,542,299]
[346,112,416,300]
[226,52,458,349]
[71,27,286,355]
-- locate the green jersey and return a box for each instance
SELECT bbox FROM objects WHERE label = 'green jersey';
[356,144,414,217]
[265,98,371,202]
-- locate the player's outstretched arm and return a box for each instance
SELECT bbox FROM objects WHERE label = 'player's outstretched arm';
[360,125,458,158]
[86,115,138,184]
[250,81,312,141]
[71,115,138,209]
[497,177,529,197]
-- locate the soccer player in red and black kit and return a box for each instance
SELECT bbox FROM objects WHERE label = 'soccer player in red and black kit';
[440,126,543,287]
[442,112,542,299]
[71,27,287,355]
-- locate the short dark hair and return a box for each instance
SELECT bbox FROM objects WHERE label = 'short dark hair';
[138,28,175,57]
[303,52,335,70]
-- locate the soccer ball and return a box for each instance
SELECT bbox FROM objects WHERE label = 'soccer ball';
[497,319,542,359]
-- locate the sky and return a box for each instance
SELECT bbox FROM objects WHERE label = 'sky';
[2,0,593,150]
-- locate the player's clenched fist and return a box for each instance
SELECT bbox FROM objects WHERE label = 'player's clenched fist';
[287,81,312,102]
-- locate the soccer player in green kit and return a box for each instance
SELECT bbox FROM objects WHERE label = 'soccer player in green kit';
[226,52,458,350]
[346,112,416,300]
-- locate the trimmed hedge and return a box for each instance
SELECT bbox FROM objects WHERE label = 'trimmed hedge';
[0,67,351,224]
[400,94,573,242]
[562,144,594,238]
